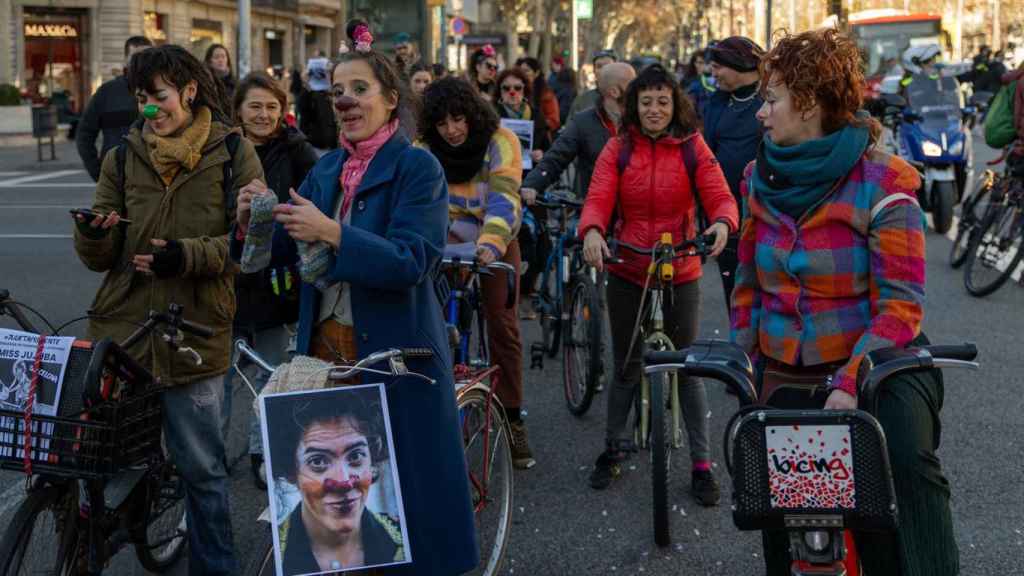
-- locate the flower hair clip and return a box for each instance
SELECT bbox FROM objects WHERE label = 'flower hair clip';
[482,44,496,58]
[354,25,374,53]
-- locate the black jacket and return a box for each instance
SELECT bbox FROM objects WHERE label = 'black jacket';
[298,90,340,150]
[522,105,614,197]
[280,505,403,573]
[234,126,319,333]
[702,83,763,202]
[75,75,138,181]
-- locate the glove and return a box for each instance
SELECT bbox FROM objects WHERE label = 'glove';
[150,240,185,278]
[75,218,110,240]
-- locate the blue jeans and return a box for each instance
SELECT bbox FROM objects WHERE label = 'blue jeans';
[162,375,237,576]
[221,325,292,454]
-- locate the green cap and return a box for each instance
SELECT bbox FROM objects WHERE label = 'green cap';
[143,104,160,119]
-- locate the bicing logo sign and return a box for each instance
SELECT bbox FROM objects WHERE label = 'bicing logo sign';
[765,424,856,510]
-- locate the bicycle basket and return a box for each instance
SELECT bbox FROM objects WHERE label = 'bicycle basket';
[0,338,164,479]
[730,409,898,533]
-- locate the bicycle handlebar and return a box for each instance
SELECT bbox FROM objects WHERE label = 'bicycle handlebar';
[612,234,717,259]
[644,340,979,412]
[233,341,437,398]
[441,245,517,309]
[0,289,44,334]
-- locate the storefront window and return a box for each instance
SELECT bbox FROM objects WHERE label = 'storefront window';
[23,8,88,115]
[145,12,168,46]
[191,19,224,61]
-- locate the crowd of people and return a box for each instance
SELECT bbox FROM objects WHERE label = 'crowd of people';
[68,14,1011,575]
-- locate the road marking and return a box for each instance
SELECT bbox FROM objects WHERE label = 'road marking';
[0,481,26,519]
[0,170,84,186]
[0,234,72,239]
[0,183,94,189]
[0,204,79,209]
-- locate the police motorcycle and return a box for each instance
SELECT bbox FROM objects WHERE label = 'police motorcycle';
[876,46,977,235]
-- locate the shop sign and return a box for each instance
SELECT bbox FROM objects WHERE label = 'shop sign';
[24,22,79,38]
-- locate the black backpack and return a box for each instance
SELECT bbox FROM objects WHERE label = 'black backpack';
[115,131,241,224]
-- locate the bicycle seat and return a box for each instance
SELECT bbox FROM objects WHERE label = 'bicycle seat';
[729,409,898,533]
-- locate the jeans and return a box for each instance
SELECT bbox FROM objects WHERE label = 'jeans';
[605,274,710,463]
[220,325,292,454]
[162,375,237,576]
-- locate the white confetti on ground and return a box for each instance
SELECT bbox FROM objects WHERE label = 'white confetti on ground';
[672,504,678,511]
[680,506,687,517]
[608,527,616,532]
[602,509,608,516]
[694,528,701,537]
[519,507,524,513]
[629,465,637,471]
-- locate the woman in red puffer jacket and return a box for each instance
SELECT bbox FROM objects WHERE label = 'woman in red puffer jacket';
[577,64,738,504]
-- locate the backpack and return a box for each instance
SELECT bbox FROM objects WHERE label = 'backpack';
[614,136,707,233]
[115,131,241,224]
[984,80,1017,149]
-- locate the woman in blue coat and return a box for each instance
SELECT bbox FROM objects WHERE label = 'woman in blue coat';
[233,19,478,575]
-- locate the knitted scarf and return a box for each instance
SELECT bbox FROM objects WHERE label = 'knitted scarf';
[751,122,869,220]
[142,106,212,186]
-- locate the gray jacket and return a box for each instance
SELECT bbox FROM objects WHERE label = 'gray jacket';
[523,105,614,198]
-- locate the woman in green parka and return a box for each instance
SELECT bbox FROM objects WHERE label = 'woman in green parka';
[72,44,264,575]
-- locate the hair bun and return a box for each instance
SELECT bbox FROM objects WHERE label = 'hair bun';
[345,18,368,42]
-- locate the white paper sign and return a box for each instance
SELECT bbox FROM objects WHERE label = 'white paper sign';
[765,424,855,510]
[0,329,75,460]
[500,118,535,170]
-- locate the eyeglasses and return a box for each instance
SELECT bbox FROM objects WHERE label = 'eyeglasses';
[484,63,498,71]
[501,84,524,93]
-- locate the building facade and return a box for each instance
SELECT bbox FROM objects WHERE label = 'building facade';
[0,0,347,114]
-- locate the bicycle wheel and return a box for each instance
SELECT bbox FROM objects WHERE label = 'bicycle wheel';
[134,464,187,572]
[0,485,79,575]
[649,370,671,547]
[242,524,275,576]
[562,277,601,416]
[950,181,994,268]
[458,388,513,576]
[535,253,563,358]
[964,203,1024,297]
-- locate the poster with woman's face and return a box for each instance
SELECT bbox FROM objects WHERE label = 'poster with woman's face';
[260,385,411,575]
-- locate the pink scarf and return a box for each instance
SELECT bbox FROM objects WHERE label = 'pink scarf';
[336,118,400,220]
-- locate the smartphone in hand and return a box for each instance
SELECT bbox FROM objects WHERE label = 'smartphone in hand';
[69,208,132,224]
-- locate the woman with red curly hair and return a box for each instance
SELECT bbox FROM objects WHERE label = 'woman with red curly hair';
[730,29,957,574]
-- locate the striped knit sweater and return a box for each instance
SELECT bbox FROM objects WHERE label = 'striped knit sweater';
[730,149,926,396]
[444,127,523,258]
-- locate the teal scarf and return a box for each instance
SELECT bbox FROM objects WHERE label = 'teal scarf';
[752,123,870,220]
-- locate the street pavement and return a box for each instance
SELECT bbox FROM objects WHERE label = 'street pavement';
[0,134,1020,575]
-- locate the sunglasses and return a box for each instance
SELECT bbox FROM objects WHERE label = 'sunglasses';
[484,63,498,71]
[501,84,524,93]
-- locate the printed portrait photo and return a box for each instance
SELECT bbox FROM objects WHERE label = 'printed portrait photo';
[260,384,410,576]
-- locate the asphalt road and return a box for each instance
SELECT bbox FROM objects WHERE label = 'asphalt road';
[0,135,1020,575]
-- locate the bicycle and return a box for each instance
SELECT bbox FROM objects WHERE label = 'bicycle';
[644,339,978,574]
[962,159,1024,297]
[234,346,440,576]
[440,242,515,576]
[529,191,605,417]
[238,244,516,576]
[606,232,715,547]
[0,289,213,576]
[949,168,998,268]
